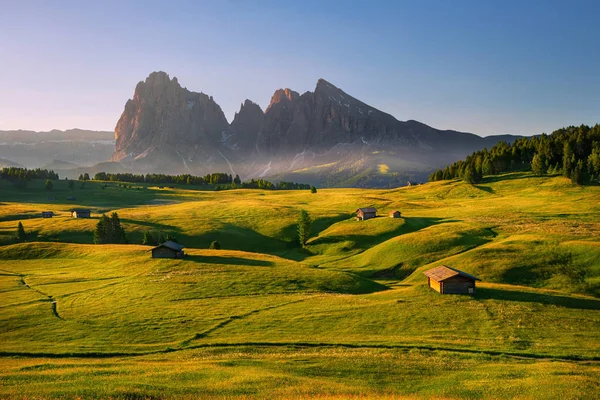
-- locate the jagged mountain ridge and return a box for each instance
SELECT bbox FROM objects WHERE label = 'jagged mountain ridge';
[112,71,520,186]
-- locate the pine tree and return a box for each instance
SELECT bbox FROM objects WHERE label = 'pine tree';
[233,174,241,185]
[142,231,157,246]
[531,153,546,176]
[110,212,127,244]
[588,143,600,181]
[563,142,574,177]
[310,186,317,194]
[15,222,27,243]
[44,179,53,191]
[571,160,590,185]
[463,163,480,184]
[297,209,312,248]
[93,215,109,244]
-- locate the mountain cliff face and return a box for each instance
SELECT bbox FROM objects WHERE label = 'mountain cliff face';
[112,72,229,170]
[112,72,519,186]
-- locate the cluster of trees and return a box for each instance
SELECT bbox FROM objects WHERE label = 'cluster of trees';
[93,172,238,185]
[429,124,600,185]
[92,171,314,191]
[141,230,177,246]
[236,178,312,190]
[0,167,59,187]
[78,173,90,181]
[93,213,127,244]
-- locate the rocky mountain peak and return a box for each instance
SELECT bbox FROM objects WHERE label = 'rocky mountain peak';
[265,88,300,113]
[112,71,228,163]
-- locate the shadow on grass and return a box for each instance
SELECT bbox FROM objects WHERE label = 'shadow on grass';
[476,287,600,310]
[309,217,457,249]
[175,223,295,254]
[185,254,274,267]
[474,185,495,194]
[480,172,534,184]
[278,213,353,245]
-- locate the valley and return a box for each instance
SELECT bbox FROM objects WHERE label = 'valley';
[0,173,599,398]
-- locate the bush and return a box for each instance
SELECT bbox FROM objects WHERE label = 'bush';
[209,241,221,250]
[311,186,317,194]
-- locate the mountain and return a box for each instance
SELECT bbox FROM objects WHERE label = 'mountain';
[112,72,522,186]
[0,129,114,169]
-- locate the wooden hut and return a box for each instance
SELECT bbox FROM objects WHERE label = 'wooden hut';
[151,241,185,259]
[423,265,480,294]
[356,207,377,221]
[71,209,91,218]
[389,210,401,218]
[41,212,54,218]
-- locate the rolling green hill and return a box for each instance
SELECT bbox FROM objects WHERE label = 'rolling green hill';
[0,172,599,398]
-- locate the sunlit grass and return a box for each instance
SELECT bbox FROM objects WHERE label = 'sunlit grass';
[0,172,599,398]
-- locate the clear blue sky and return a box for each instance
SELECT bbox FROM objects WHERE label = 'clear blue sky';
[0,0,598,136]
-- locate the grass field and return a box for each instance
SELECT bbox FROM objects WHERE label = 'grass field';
[1,173,599,399]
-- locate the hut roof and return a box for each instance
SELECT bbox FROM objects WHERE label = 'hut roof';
[389,210,400,214]
[153,241,184,252]
[356,207,377,213]
[423,265,480,282]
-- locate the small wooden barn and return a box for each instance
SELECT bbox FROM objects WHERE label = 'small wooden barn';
[71,209,91,218]
[389,210,401,218]
[356,207,377,220]
[151,241,185,259]
[423,265,480,295]
[41,212,54,218]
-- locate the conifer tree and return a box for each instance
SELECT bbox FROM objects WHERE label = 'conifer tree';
[531,153,546,176]
[297,209,312,248]
[142,231,157,246]
[15,222,27,243]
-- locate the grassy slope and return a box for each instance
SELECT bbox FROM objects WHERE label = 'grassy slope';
[1,173,599,398]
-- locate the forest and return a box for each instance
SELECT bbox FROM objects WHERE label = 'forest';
[429,124,600,185]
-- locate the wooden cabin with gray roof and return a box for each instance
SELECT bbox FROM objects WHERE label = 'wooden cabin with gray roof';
[151,241,185,259]
[356,207,377,220]
[423,265,481,294]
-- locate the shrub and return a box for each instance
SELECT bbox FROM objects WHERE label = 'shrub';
[209,241,221,250]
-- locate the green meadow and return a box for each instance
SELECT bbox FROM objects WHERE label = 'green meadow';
[0,173,599,399]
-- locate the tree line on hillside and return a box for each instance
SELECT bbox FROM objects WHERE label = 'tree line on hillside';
[93,171,313,190]
[429,124,600,185]
[93,172,234,185]
[0,167,59,187]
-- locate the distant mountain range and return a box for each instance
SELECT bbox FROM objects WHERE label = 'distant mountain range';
[0,129,114,172]
[1,72,522,186]
[110,72,520,186]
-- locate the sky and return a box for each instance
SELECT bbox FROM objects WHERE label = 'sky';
[0,0,598,136]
